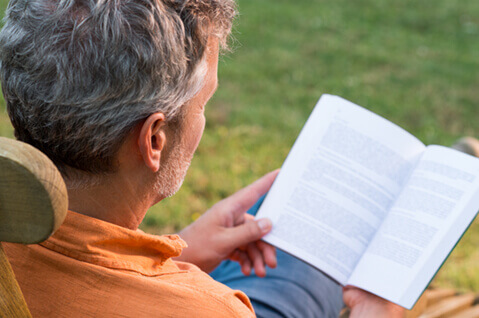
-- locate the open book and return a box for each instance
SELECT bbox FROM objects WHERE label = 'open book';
[256,94,479,309]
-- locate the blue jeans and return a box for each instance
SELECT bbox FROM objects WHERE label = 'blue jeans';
[210,196,344,318]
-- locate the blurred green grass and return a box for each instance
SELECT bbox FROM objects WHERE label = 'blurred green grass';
[0,0,478,292]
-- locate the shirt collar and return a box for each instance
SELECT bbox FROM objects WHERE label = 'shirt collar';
[40,211,188,276]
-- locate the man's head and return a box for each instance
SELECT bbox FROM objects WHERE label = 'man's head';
[146,37,220,199]
[0,0,235,188]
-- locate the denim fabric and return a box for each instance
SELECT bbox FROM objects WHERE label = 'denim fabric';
[210,195,344,318]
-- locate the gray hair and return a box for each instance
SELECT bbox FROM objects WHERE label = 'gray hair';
[0,0,236,177]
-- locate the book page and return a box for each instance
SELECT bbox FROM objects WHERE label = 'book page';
[348,145,479,309]
[256,94,425,284]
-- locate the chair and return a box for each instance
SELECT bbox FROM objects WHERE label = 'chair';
[0,137,68,317]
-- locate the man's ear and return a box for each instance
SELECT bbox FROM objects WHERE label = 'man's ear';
[138,113,167,172]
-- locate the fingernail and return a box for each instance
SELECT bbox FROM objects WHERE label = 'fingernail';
[257,218,272,233]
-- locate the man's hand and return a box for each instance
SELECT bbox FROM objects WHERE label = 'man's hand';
[343,286,405,318]
[175,170,279,276]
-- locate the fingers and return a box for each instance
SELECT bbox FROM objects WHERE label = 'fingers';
[246,242,266,277]
[217,170,279,219]
[226,217,272,250]
[257,241,277,269]
[222,215,276,277]
[342,286,405,317]
[229,241,277,278]
[229,250,252,276]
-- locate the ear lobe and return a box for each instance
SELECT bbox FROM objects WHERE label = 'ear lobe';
[138,113,167,172]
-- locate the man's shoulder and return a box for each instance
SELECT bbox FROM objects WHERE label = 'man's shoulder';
[4,243,255,317]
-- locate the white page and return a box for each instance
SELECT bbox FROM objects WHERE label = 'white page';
[348,145,479,309]
[256,94,425,284]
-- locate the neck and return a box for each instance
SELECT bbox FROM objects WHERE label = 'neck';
[67,171,158,230]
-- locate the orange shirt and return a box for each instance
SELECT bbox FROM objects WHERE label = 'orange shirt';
[4,211,255,317]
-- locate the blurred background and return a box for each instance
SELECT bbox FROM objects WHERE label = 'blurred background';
[0,0,478,292]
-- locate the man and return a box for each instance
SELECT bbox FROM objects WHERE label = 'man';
[0,0,403,317]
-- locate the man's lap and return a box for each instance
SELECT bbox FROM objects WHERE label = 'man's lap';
[211,196,344,318]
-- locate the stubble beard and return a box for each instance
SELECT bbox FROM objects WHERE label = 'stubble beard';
[153,140,194,199]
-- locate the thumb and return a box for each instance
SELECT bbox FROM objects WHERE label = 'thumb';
[226,218,272,249]
[216,170,279,219]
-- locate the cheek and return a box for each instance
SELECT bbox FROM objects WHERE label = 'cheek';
[187,114,206,153]
[194,116,206,147]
